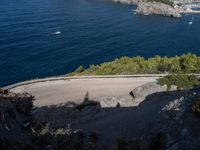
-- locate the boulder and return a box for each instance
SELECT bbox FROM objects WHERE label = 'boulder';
[99,96,133,107]
[130,81,177,106]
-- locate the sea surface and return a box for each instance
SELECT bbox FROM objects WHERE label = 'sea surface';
[0,0,200,86]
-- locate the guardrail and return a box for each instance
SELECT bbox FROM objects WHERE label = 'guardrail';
[3,74,200,90]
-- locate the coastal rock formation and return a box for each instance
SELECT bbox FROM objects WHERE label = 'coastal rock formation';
[130,81,177,106]
[136,1,181,17]
[112,0,181,17]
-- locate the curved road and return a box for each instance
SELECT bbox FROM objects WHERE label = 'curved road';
[9,75,160,107]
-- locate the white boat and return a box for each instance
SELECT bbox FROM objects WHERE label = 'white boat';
[54,30,61,35]
[188,17,193,25]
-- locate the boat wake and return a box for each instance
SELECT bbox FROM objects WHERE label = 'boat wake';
[188,17,193,25]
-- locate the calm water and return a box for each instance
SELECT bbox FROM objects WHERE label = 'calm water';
[0,0,200,86]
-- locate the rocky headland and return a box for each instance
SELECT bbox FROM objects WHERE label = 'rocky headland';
[112,0,182,17]
[136,1,181,17]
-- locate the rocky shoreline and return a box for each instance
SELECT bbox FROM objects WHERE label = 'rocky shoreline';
[136,1,181,18]
[112,0,181,18]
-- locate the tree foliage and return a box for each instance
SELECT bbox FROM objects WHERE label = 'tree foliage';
[71,53,200,76]
[157,74,200,90]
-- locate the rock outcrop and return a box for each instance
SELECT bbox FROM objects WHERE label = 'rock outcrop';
[136,1,181,17]
[112,0,181,18]
[98,95,133,107]
[147,89,200,150]
[130,81,177,106]
[0,92,34,138]
[0,91,34,149]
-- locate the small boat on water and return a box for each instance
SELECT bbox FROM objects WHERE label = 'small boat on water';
[51,29,61,35]
[54,30,61,35]
[188,17,193,25]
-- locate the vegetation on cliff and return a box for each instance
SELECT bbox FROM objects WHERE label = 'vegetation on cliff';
[157,74,200,90]
[71,53,200,75]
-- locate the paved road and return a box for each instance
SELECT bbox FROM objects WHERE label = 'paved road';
[10,77,159,107]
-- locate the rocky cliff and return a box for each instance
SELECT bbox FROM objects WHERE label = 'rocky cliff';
[112,0,181,18]
[0,90,97,150]
[136,1,181,17]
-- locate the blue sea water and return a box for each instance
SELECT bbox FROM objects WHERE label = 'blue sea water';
[0,0,200,86]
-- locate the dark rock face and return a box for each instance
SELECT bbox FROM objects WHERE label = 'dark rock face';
[0,90,97,150]
[130,82,177,106]
[0,90,34,150]
[147,89,200,150]
[0,91,34,138]
[192,96,200,118]
[1,85,200,150]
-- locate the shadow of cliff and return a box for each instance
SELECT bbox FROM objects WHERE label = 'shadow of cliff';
[32,88,198,149]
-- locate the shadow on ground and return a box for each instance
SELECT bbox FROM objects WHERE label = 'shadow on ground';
[34,89,192,149]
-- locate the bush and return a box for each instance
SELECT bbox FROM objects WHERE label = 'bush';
[74,66,85,73]
[157,74,200,90]
[71,53,200,76]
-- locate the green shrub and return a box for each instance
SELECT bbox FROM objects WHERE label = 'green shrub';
[74,65,85,74]
[71,53,200,76]
[157,74,200,90]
